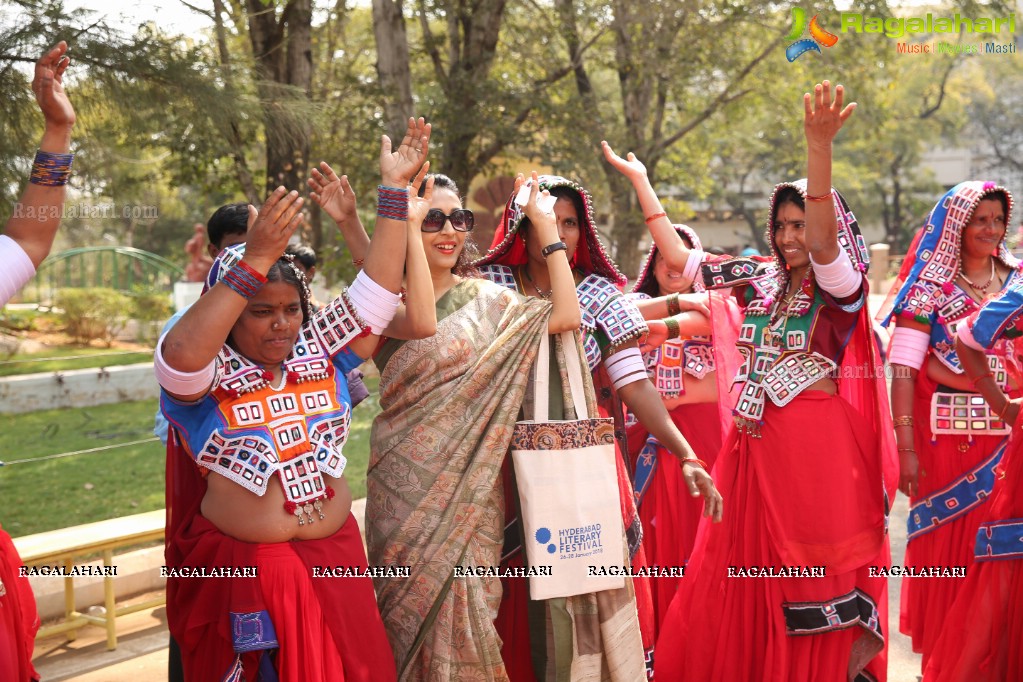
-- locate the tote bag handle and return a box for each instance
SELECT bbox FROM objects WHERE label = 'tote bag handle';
[532,331,589,422]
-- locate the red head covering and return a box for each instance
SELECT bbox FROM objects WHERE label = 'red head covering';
[473,174,628,288]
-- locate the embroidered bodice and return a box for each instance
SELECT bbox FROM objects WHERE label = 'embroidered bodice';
[162,293,367,518]
[702,259,863,426]
[892,271,1020,377]
[481,265,647,371]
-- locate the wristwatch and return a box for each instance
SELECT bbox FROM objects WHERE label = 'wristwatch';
[541,241,568,258]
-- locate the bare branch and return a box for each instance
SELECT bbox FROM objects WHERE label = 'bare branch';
[918,57,957,120]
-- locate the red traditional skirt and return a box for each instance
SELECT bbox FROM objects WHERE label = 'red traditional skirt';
[901,375,1009,669]
[0,526,38,682]
[655,391,889,682]
[923,414,1023,682]
[626,400,723,632]
[167,513,395,682]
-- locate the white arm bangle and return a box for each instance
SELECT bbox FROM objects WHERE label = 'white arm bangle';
[888,326,930,370]
[605,346,649,390]
[347,270,400,335]
[154,332,216,396]
[0,235,37,307]
[809,250,861,299]
[955,320,986,352]
[682,249,705,285]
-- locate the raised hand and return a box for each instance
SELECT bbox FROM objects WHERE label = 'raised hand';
[804,80,855,150]
[601,140,647,182]
[33,41,75,129]
[244,187,305,270]
[308,162,357,225]
[519,171,558,244]
[380,117,431,188]
[408,162,433,229]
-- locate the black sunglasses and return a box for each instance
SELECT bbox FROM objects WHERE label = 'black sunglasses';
[422,208,474,233]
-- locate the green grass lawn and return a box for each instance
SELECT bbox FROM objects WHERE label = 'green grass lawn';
[0,375,380,538]
[0,345,154,377]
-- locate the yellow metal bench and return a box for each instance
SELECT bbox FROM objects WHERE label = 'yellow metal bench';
[12,509,166,650]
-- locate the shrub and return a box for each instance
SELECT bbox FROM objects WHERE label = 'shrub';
[0,308,41,333]
[55,288,132,346]
[130,289,174,344]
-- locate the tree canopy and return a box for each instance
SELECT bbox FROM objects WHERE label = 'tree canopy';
[1,0,1018,279]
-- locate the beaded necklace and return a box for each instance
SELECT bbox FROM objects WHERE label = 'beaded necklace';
[959,257,997,297]
[517,264,551,300]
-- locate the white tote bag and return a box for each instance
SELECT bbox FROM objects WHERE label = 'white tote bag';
[511,331,626,600]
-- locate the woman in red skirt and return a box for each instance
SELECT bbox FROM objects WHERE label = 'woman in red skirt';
[609,81,897,681]
[878,180,1019,673]
[624,223,730,631]
[159,121,434,681]
[922,286,1023,681]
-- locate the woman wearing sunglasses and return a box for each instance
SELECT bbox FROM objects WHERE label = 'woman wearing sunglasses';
[365,171,583,679]
[475,175,722,679]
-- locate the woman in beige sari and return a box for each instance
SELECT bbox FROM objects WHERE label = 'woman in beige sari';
[367,172,645,680]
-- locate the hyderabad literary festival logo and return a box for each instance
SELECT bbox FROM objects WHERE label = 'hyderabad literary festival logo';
[785,7,1016,59]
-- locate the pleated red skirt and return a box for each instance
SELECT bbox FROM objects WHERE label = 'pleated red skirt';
[168,514,395,682]
[901,375,1007,669]
[655,392,889,682]
[0,526,38,682]
[923,415,1023,682]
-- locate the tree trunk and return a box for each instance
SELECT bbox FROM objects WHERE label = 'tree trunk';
[372,0,415,138]
[246,0,314,194]
[212,0,261,203]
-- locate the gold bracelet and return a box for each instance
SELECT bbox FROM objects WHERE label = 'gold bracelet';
[664,317,681,339]
[892,416,914,428]
[897,447,916,453]
[998,398,1012,421]
[667,292,681,316]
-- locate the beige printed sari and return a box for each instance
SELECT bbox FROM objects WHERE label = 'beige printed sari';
[367,278,644,681]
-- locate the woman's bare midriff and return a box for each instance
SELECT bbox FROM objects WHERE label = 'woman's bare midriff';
[807,377,837,395]
[201,471,352,544]
[662,372,718,410]
[927,354,1021,393]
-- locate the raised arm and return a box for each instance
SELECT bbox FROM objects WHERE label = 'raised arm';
[519,172,581,333]
[308,162,371,268]
[346,117,431,358]
[160,188,305,401]
[601,141,696,275]
[380,163,437,340]
[803,81,855,264]
[2,41,76,305]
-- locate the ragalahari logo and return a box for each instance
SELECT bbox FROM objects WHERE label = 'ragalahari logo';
[785,7,839,61]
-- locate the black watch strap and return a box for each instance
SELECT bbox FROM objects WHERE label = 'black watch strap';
[541,241,568,258]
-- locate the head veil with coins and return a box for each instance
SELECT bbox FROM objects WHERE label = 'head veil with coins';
[631,224,706,296]
[703,179,869,305]
[877,180,1018,328]
[474,174,628,288]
